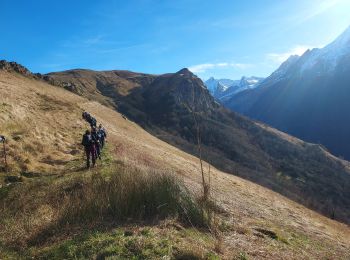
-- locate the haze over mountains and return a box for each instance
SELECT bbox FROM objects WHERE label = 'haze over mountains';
[223,26,350,161]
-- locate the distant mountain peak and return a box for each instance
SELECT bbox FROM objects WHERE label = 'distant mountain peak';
[263,54,300,84]
[322,25,350,58]
[287,54,300,61]
[330,25,350,47]
[176,68,193,77]
[224,25,350,164]
[299,25,350,73]
[204,76,264,100]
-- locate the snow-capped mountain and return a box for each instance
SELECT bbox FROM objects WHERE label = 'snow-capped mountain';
[204,76,264,100]
[300,26,350,73]
[264,55,300,84]
[224,25,350,160]
[205,77,238,94]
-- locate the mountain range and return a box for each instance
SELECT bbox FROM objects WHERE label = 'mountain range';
[224,26,350,161]
[204,76,264,100]
[1,63,350,258]
[25,63,350,224]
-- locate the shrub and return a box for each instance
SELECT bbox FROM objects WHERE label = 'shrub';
[59,166,206,227]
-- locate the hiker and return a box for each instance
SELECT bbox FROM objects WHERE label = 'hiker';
[81,130,96,168]
[91,126,101,160]
[82,111,88,120]
[86,115,96,128]
[0,135,7,170]
[82,111,97,128]
[98,124,107,149]
[90,117,97,128]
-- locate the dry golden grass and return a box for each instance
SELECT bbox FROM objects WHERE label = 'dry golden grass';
[0,72,86,174]
[0,71,350,259]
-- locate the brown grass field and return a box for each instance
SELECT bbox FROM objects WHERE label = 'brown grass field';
[0,71,349,259]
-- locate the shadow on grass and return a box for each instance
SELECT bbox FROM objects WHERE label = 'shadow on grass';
[26,165,209,248]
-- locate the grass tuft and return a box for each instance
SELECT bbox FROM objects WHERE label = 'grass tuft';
[59,166,207,228]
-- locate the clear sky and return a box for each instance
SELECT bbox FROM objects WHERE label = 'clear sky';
[1,0,350,80]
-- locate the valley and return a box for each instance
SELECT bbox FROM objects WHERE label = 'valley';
[223,26,350,162]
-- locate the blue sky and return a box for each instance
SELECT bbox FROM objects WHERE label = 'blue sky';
[1,0,350,80]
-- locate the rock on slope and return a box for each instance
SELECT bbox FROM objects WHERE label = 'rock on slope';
[0,67,350,259]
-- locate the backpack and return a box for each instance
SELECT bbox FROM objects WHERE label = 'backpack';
[91,131,100,144]
[100,128,107,138]
[98,129,106,139]
[82,134,93,147]
[96,131,102,141]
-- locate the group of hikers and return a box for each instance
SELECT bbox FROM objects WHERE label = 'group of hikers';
[81,111,107,168]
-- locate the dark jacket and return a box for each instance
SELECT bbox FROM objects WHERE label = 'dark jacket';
[98,128,107,140]
[90,117,97,127]
[91,131,100,144]
[82,133,93,148]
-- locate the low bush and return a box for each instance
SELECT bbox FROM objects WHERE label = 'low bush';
[59,166,206,227]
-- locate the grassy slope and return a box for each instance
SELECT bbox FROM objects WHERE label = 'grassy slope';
[45,69,350,225]
[0,71,349,259]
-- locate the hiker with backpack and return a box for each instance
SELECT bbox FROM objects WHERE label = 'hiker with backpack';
[86,115,97,128]
[91,126,102,160]
[81,130,96,168]
[82,111,97,128]
[98,124,107,149]
[90,117,97,128]
[81,111,106,166]
[82,111,89,120]
[0,135,7,170]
